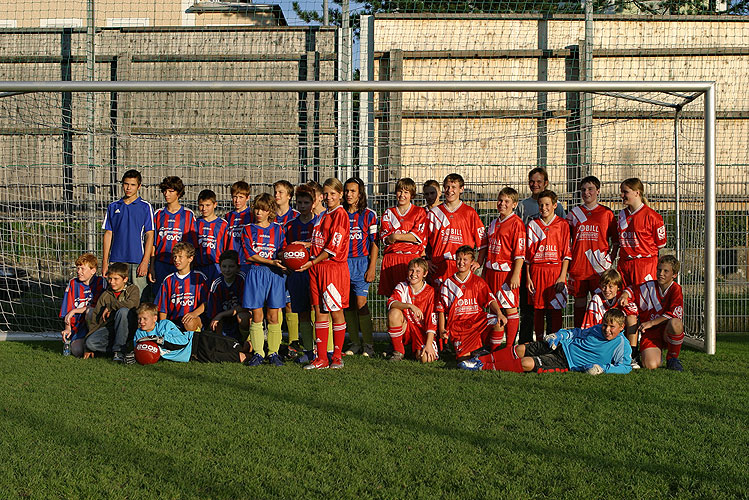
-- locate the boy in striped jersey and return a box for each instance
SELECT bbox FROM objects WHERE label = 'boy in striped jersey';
[60,253,107,357]
[149,176,197,293]
[155,242,207,333]
[581,269,636,329]
[241,193,288,367]
[207,250,250,342]
[273,180,301,352]
[195,189,228,286]
[526,190,571,341]
[567,176,618,327]
[225,181,254,273]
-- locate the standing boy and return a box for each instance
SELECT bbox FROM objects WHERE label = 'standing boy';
[426,173,487,286]
[526,190,571,341]
[149,176,197,293]
[225,181,254,272]
[273,180,301,350]
[567,176,617,327]
[484,187,526,347]
[102,169,154,300]
[85,262,139,362]
[155,242,207,332]
[60,253,107,358]
[195,189,229,286]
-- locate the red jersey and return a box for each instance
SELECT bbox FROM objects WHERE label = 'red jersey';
[617,204,667,261]
[380,204,428,255]
[567,204,616,280]
[426,202,487,264]
[311,205,350,263]
[485,213,525,272]
[437,272,497,337]
[625,280,683,324]
[387,281,438,335]
[526,215,572,265]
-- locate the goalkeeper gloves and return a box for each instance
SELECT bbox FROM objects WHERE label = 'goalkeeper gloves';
[138,335,164,345]
[585,364,604,375]
[544,333,561,350]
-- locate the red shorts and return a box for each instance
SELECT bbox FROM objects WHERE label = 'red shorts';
[485,268,520,309]
[618,256,658,287]
[378,253,418,297]
[640,324,667,351]
[449,314,496,359]
[569,275,600,298]
[429,259,457,287]
[529,264,567,309]
[309,260,350,312]
[401,321,436,356]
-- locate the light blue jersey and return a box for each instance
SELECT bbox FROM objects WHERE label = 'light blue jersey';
[556,324,632,374]
[134,319,193,363]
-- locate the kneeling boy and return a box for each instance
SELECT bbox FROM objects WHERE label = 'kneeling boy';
[387,257,438,363]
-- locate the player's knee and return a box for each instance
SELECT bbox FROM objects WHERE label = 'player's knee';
[184,317,201,332]
[387,307,403,325]
[358,302,370,315]
[71,339,84,358]
[643,357,661,370]
[520,357,535,372]
[667,318,684,335]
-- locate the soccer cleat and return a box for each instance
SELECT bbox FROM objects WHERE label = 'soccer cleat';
[112,351,124,363]
[362,344,376,358]
[344,343,361,356]
[389,351,404,362]
[457,357,483,371]
[631,357,641,370]
[267,353,285,367]
[304,358,330,370]
[124,351,136,365]
[244,353,265,367]
[330,357,344,369]
[666,357,684,372]
[295,350,314,365]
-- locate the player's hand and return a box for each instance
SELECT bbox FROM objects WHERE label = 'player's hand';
[292,241,312,249]
[554,280,566,293]
[384,234,396,245]
[510,274,520,289]
[63,311,75,326]
[544,333,560,350]
[182,313,198,328]
[497,313,508,328]
[585,364,604,375]
[365,267,376,283]
[618,293,630,307]
[527,277,535,294]
[409,304,424,321]
[272,259,287,271]
[421,343,437,363]
[101,308,111,322]
[297,261,313,272]
[439,329,448,340]
[61,329,71,341]
[137,260,149,278]
[470,260,480,272]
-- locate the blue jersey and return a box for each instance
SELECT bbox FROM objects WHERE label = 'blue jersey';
[556,324,632,374]
[156,271,208,324]
[207,273,246,319]
[60,276,106,337]
[285,214,319,244]
[348,208,378,258]
[153,206,198,263]
[225,208,254,265]
[195,217,229,266]
[103,197,154,264]
[242,222,286,266]
[276,207,300,226]
[134,319,193,363]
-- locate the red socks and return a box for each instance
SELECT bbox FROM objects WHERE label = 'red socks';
[332,322,346,361]
[314,321,328,362]
[479,346,524,372]
[666,330,685,360]
[388,325,405,354]
[505,312,519,347]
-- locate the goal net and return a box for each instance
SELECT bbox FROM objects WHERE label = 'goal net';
[0,80,715,353]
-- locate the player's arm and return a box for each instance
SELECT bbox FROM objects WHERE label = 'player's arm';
[487,299,507,327]
[476,247,488,271]
[297,249,330,272]
[437,311,448,340]
[389,300,424,321]
[246,253,286,270]
[637,314,670,334]
[140,229,154,278]
[421,329,438,363]
[182,302,205,325]
[158,311,167,321]
[618,288,633,306]
[526,265,535,294]
[101,230,113,276]
[510,257,523,289]
[365,229,379,283]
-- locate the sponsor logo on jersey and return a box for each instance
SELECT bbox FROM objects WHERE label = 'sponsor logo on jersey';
[170,292,195,307]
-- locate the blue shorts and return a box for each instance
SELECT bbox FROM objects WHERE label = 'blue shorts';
[198,263,221,287]
[154,260,176,293]
[348,256,371,298]
[242,265,287,310]
[286,270,311,313]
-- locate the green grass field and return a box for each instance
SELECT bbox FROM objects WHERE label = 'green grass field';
[1,336,748,499]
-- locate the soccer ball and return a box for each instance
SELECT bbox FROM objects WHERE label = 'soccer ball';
[281,243,310,271]
[134,340,161,365]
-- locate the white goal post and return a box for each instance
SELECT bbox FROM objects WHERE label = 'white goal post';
[0,80,717,354]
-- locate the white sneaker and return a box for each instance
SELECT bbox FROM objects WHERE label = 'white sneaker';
[362,344,375,358]
[344,344,361,356]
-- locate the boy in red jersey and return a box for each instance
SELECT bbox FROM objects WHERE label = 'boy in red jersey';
[298,178,350,370]
[437,246,507,362]
[195,189,229,286]
[567,176,618,327]
[60,253,107,357]
[149,176,197,293]
[378,177,428,298]
[225,181,254,272]
[156,242,207,333]
[619,255,685,371]
[426,173,487,286]
[581,269,636,329]
[387,258,439,363]
[526,189,571,341]
[616,177,667,287]
[484,187,525,347]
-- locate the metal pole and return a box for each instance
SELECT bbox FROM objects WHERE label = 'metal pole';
[323,0,329,26]
[704,85,717,355]
[674,108,681,272]
[86,0,96,254]
[582,0,594,175]
[359,16,375,197]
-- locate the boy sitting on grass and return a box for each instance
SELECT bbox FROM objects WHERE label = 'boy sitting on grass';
[467,309,632,374]
[84,262,139,362]
[60,253,107,357]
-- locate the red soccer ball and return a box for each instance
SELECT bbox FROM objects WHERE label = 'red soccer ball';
[134,340,161,365]
[282,243,311,271]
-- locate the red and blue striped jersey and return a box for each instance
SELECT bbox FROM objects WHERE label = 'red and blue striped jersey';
[195,217,229,266]
[276,207,300,226]
[156,271,208,323]
[153,206,198,263]
[60,276,106,334]
[207,272,246,319]
[311,205,349,263]
[242,222,286,266]
[225,208,254,264]
[285,214,320,244]
[347,208,378,258]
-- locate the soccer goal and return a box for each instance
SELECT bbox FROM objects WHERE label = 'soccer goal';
[0,80,716,354]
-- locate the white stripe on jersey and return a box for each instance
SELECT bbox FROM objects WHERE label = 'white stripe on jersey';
[571,205,588,225]
[527,219,547,245]
[440,277,465,308]
[585,248,612,275]
[550,286,568,310]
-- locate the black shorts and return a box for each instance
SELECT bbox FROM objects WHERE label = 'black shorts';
[191,331,242,363]
[524,341,569,372]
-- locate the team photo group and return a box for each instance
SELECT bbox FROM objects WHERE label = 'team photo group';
[59,166,685,374]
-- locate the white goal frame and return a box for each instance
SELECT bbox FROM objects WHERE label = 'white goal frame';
[0,80,717,354]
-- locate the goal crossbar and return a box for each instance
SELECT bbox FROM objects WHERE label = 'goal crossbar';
[0,80,717,354]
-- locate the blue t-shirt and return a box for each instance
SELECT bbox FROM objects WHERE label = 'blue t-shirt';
[134,319,193,363]
[103,197,155,264]
[556,324,632,374]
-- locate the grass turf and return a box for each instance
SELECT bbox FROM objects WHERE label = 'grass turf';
[1,335,748,499]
